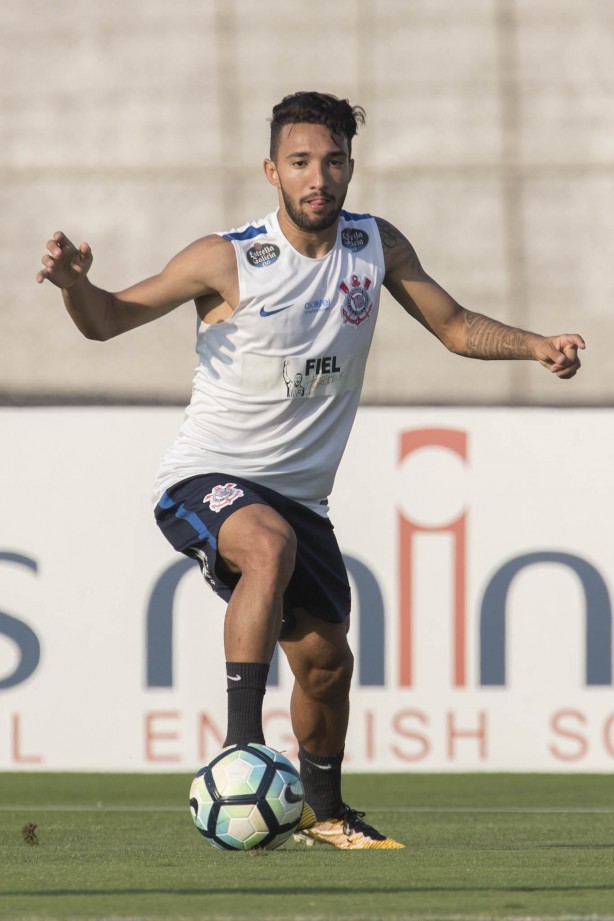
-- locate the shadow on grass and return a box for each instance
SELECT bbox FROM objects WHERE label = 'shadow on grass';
[4,884,614,897]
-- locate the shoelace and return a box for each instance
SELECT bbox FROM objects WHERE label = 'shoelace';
[341,807,383,838]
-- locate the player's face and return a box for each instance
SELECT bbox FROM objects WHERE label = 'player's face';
[264,123,354,233]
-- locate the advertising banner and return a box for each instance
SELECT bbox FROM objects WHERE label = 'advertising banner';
[1,406,612,771]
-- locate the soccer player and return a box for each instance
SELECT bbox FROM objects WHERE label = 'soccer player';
[37,91,585,849]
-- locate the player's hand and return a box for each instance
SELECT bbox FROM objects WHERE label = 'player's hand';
[36,232,93,288]
[533,334,586,379]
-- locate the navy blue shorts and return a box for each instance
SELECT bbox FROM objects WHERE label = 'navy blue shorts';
[154,474,351,633]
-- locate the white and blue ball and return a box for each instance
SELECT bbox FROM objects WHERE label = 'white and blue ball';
[189,743,304,850]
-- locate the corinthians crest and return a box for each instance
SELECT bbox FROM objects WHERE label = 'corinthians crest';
[339,274,373,327]
[203,482,244,513]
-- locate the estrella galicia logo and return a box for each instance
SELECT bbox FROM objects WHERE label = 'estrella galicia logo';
[247,242,281,267]
[341,227,369,252]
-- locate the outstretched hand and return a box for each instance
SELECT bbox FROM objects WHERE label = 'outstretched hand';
[36,232,93,288]
[534,334,586,379]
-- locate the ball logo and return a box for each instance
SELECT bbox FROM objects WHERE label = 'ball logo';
[339,274,373,327]
[246,242,280,267]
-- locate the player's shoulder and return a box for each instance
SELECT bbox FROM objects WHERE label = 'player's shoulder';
[370,215,419,271]
[163,234,238,298]
[339,209,375,224]
[217,213,277,244]
[173,233,237,272]
[339,211,409,253]
[371,215,407,247]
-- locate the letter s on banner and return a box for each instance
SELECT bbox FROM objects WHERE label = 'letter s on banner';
[0,552,41,690]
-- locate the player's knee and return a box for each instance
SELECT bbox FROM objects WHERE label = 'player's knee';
[221,509,297,585]
[256,523,297,581]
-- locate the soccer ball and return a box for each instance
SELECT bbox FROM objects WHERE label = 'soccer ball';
[189,743,304,850]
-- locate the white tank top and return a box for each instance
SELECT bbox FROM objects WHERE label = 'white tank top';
[153,209,385,514]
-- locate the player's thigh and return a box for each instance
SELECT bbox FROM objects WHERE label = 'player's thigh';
[218,503,297,576]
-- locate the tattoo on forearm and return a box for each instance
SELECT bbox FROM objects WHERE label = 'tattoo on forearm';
[463,311,534,359]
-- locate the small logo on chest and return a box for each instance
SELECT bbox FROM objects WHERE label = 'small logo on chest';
[341,227,369,252]
[259,304,293,317]
[247,242,280,267]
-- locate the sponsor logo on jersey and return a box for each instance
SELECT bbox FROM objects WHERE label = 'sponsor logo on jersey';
[282,360,306,397]
[282,355,344,398]
[341,227,369,252]
[339,274,373,327]
[304,355,342,376]
[259,304,293,317]
[304,297,332,313]
[203,483,244,512]
[246,241,281,267]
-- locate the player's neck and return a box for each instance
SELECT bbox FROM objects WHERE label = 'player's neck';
[277,209,338,259]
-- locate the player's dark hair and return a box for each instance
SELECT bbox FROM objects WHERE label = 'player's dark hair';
[269,91,366,161]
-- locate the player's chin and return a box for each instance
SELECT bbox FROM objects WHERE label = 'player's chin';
[304,214,337,232]
[300,202,340,229]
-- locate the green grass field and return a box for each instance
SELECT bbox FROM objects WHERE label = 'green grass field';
[1,772,613,921]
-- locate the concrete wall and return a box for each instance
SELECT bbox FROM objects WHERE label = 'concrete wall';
[3,0,612,404]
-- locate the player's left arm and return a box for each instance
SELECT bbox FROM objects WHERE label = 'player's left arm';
[376,217,586,379]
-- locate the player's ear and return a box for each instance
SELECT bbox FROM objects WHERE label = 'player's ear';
[349,158,355,182]
[263,159,280,189]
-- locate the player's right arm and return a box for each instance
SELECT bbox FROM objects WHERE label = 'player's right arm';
[36,231,237,340]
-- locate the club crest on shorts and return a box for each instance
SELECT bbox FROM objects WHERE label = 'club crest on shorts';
[339,274,373,327]
[203,483,244,513]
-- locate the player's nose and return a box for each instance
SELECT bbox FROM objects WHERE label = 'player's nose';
[308,162,329,189]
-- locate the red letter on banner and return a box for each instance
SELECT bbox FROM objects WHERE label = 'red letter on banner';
[11,714,42,764]
[548,710,588,762]
[398,429,468,686]
[144,711,180,763]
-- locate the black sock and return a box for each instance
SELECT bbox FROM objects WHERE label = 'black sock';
[298,745,344,821]
[223,662,269,746]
